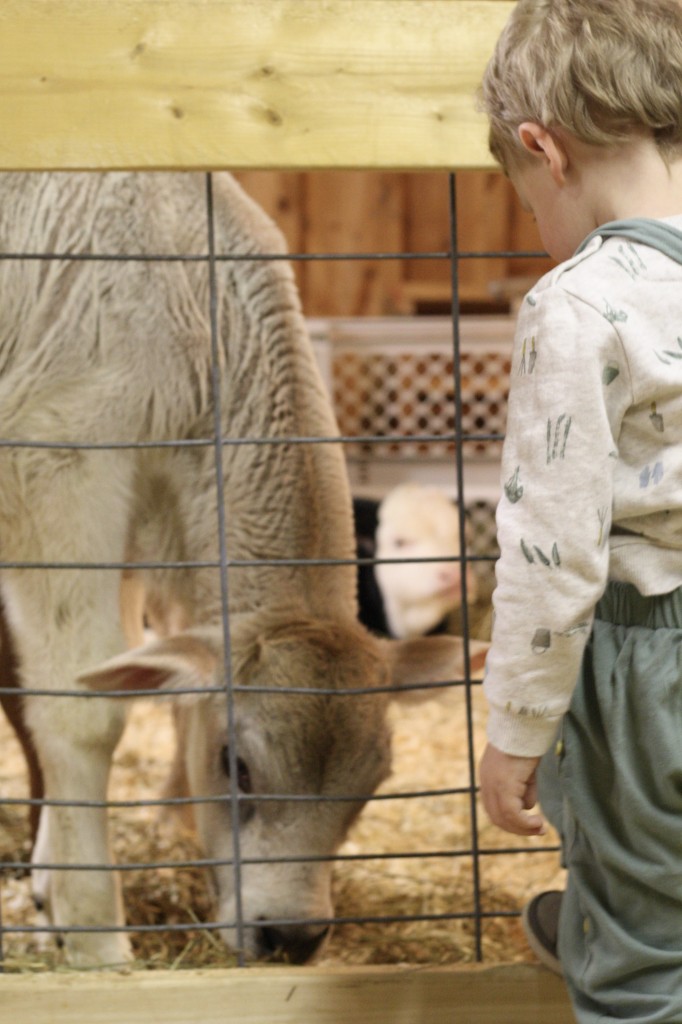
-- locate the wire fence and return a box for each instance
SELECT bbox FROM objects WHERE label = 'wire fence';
[0,170,561,972]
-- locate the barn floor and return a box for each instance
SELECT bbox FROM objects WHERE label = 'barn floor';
[0,680,564,972]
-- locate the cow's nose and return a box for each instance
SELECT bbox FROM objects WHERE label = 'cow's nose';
[259,923,330,964]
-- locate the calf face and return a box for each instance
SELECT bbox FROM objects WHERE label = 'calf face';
[375,484,478,638]
[80,618,476,962]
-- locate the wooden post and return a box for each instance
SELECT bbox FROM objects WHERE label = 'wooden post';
[0,0,512,171]
[0,965,573,1023]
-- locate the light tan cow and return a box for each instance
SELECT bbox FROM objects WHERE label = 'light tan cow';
[0,172,480,966]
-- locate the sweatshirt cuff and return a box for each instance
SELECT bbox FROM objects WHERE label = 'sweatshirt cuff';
[485,704,561,758]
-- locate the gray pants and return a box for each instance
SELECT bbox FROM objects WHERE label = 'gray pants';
[538,581,682,1023]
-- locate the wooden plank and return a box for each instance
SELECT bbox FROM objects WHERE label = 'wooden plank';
[401,171,525,311]
[0,0,513,172]
[304,172,405,315]
[405,173,452,260]
[456,170,514,305]
[232,172,306,251]
[0,964,573,1023]
[232,170,307,296]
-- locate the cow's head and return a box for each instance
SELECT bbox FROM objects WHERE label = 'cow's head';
[80,616,486,963]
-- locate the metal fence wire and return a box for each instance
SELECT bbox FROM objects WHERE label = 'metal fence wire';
[0,171,561,972]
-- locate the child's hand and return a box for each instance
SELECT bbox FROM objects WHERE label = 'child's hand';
[479,743,546,836]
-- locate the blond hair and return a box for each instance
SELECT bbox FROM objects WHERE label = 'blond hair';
[480,0,682,169]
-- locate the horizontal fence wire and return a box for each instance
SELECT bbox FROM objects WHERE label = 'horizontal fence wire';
[1,844,562,874]
[0,907,543,939]
[0,170,555,972]
[0,432,505,450]
[0,681,480,700]
[0,249,546,263]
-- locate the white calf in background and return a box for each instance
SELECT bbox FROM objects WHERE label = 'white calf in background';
[0,172,475,967]
[374,484,478,639]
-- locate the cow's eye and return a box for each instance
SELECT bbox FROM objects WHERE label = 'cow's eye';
[220,746,252,794]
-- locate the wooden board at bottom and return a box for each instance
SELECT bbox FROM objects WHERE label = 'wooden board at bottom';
[0,964,573,1024]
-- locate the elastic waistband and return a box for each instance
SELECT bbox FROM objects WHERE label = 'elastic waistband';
[596,581,682,629]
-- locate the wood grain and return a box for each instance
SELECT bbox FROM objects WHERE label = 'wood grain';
[0,964,573,1023]
[0,0,513,171]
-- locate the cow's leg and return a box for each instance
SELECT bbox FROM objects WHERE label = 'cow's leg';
[0,595,44,842]
[26,689,129,966]
[1,452,134,966]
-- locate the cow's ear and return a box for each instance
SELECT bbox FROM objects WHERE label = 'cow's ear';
[377,634,488,702]
[77,631,222,696]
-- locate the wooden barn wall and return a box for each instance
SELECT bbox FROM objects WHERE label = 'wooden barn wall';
[233,170,553,316]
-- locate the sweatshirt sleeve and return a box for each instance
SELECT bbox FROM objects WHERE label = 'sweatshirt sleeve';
[484,283,631,756]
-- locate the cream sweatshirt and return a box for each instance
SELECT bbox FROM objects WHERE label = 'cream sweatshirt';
[484,216,682,756]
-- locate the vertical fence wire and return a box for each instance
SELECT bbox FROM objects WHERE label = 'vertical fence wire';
[204,173,247,965]
[447,172,484,963]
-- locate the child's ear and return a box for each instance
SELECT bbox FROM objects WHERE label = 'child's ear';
[517,122,568,185]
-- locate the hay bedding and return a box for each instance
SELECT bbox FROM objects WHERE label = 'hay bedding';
[0,684,564,972]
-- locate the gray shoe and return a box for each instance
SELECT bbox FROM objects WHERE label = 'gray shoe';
[521,890,564,976]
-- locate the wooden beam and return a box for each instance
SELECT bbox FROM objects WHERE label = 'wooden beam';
[0,964,573,1023]
[0,1,512,171]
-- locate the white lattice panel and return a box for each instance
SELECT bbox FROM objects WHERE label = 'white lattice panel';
[309,316,514,504]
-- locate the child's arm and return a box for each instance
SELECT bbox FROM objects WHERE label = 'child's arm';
[482,278,629,800]
[479,742,545,836]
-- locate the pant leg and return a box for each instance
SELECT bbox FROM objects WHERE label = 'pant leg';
[537,731,565,848]
[556,588,682,1023]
